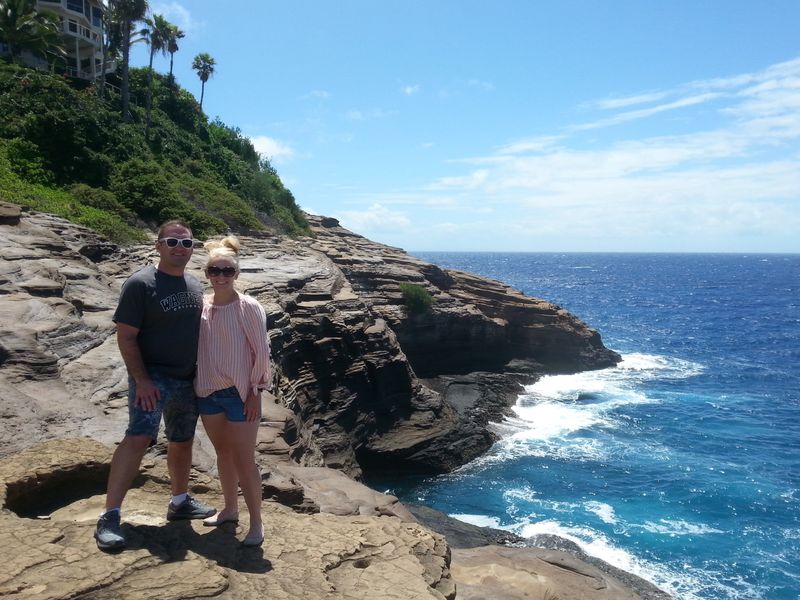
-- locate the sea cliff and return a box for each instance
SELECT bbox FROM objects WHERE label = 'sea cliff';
[0,201,670,599]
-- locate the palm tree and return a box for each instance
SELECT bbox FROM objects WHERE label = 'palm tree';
[191,52,215,110]
[142,13,170,139]
[112,0,148,122]
[98,4,123,98]
[0,0,64,64]
[166,24,184,86]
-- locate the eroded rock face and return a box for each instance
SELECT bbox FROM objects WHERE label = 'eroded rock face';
[0,205,619,479]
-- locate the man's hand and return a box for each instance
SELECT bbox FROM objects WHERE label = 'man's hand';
[134,378,161,411]
[117,323,158,410]
[244,391,261,422]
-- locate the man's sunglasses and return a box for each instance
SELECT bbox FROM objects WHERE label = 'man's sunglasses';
[158,237,196,248]
[206,266,237,277]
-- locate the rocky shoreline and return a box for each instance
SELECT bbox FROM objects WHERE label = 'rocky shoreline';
[0,201,669,599]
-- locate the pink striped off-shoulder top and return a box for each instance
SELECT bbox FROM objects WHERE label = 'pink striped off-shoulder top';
[195,293,271,402]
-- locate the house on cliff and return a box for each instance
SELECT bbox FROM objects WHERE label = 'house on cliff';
[0,0,112,80]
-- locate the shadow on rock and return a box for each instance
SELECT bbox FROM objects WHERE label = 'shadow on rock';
[122,521,272,574]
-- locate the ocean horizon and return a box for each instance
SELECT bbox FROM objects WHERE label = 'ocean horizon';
[377,252,800,600]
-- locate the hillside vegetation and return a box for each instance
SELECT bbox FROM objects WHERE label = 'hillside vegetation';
[0,63,308,243]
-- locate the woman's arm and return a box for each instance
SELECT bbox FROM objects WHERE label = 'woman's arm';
[242,298,272,396]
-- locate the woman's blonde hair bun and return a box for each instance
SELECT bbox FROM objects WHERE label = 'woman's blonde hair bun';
[204,235,241,263]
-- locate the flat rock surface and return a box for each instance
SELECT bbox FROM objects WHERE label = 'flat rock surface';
[451,545,645,600]
[0,438,454,600]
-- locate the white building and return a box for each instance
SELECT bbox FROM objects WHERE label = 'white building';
[0,1,113,80]
[37,0,112,79]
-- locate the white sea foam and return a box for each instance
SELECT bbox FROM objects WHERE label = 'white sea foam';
[781,527,800,540]
[511,401,605,439]
[481,431,608,465]
[523,352,703,403]
[514,518,733,600]
[619,352,705,379]
[503,486,539,504]
[639,518,724,536]
[584,501,618,524]
[449,513,503,529]
[496,352,704,457]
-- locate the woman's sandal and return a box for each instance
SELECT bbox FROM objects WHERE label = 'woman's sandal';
[202,512,239,527]
[242,526,264,547]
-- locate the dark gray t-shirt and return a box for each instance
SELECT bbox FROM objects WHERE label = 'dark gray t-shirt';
[113,265,203,379]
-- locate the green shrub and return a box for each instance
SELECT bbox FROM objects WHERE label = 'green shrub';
[68,183,135,223]
[110,158,176,221]
[72,205,147,244]
[3,138,51,185]
[0,64,310,239]
[0,147,145,244]
[399,283,435,315]
[175,172,261,231]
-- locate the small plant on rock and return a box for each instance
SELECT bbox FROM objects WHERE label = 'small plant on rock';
[399,282,434,315]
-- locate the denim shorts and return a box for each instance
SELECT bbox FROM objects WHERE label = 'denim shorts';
[197,386,248,422]
[125,373,199,442]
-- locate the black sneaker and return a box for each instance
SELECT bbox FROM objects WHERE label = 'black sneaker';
[166,495,216,521]
[95,511,125,550]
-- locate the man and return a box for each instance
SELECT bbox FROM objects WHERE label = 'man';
[95,220,216,551]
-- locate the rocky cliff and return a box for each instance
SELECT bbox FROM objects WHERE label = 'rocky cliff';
[0,202,668,600]
[0,203,618,478]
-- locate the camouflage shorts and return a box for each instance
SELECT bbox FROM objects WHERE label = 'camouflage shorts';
[125,372,198,442]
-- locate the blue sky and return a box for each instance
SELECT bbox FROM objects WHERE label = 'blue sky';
[133,1,800,252]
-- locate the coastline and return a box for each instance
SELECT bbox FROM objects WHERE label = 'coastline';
[0,202,661,599]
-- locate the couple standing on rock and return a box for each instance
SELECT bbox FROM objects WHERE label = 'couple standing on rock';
[94,220,272,551]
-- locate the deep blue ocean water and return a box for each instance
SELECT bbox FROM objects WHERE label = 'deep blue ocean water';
[386,253,800,600]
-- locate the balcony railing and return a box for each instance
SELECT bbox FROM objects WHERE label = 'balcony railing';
[63,59,116,80]
[62,19,101,45]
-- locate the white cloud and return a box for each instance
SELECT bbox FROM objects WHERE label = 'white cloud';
[149,2,201,32]
[497,136,564,155]
[390,58,800,251]
[401,84,420,96]
[430,169,490,190]
[574,92,724,131]
[337,204,411,232]
[248,135,294,163]
[590,91,671,110]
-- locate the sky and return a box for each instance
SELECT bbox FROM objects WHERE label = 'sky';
[131,1,800,253]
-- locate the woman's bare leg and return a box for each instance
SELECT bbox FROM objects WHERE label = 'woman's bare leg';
[201,413,239,518]
[228,419,262,540]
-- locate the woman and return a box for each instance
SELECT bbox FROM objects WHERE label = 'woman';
[195,236,271,547]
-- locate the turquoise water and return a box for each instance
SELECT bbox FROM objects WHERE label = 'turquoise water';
[385,253,800,600]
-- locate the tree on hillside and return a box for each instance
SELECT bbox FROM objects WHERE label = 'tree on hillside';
[166,24,184,86]
[98,4,123,98]
[143,12,171,139]
[191,52,215,110]
[113,0,148,122]
[0,0,64,64]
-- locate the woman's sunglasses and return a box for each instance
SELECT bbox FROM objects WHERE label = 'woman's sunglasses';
[158,237,195,248]
[206,266,237,277]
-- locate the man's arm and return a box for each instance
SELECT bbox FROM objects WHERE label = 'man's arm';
[117,322,160,411]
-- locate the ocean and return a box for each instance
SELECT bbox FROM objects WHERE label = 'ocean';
[386,253,800,600]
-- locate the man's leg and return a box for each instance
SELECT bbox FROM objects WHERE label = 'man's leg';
[105,434,152,510]
[96,376,164,550]
[167,438,193,496]
[163,377,215,520]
